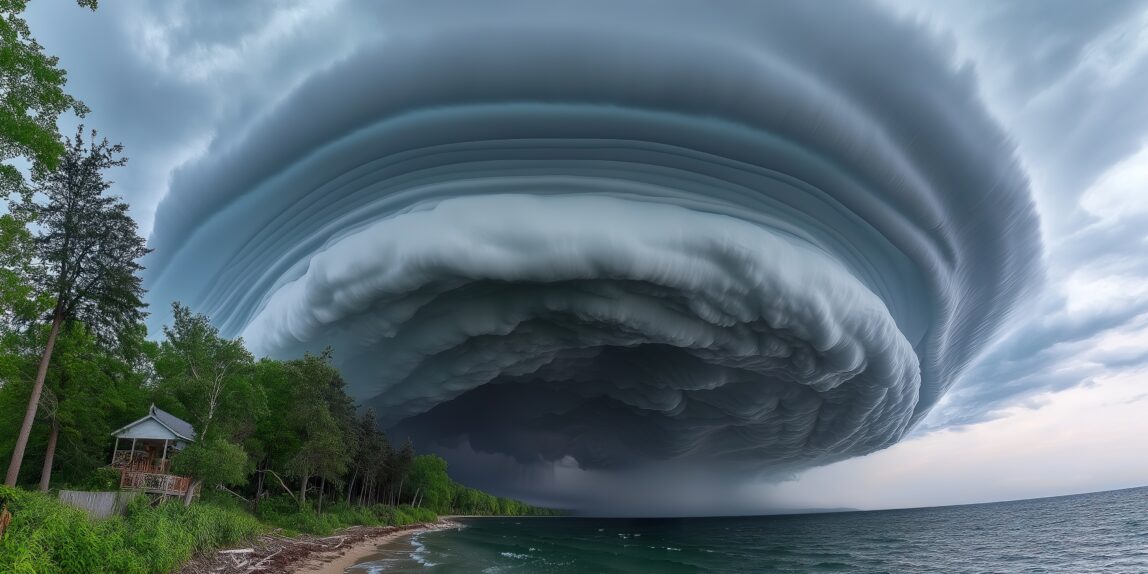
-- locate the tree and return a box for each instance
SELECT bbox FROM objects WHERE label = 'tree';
[34,322,150,491]
[388,438,415,505]
[0,0,94,180]
[155,302,257,441]
[280,351,353,508]
[0,200,45,329]
[248,358,300,511]
[4,127,148,487]
[153,302,260,504]
[405,455,452,513]
[171,437,248,503]
[345,409,390,507]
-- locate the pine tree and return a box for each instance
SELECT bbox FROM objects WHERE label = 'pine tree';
[4,127,148,486]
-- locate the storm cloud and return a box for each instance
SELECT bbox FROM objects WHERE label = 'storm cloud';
[141,1,1041,486]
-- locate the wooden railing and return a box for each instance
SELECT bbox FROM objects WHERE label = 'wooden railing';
[120,470,194,497]
[112,451,171,474]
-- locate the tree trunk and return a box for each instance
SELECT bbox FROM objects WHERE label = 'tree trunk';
[318,477,326,513]
[38,419,60,492]
[346,467,358,506]
[396,477,405,506]
[254,462,266,514]
[6,312,63,487]
[184,479,202,506]
[300,474,309,506]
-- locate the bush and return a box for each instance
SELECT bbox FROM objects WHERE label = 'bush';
[70,467,121,491]
[252,494,439,536]
[0,485,263,574]
[0,486,440,573]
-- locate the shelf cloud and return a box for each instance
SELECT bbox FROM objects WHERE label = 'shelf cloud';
[144,1,1041,492]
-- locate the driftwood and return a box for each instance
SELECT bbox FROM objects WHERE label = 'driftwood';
[245,548,282,572]
[177,522,445,574]
[263,469,298,503]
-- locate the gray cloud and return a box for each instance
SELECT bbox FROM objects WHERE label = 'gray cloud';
[31,0,1148,507]
[139,0,1040,488]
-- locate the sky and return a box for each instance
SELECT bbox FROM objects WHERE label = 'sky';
[23,0,1148,513]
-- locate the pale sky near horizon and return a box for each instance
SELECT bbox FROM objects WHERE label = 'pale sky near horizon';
[22,0,1148,511]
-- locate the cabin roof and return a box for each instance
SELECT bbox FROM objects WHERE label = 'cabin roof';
[111,404,197,441]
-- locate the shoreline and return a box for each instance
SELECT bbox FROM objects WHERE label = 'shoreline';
[176,518,459,574]
[290,518,459,574]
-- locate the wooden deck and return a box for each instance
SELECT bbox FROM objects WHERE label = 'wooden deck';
[119,470,196,497]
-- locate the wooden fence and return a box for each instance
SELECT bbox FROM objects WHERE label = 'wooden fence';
[58,490,140,518]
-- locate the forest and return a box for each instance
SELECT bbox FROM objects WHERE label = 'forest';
[0,301,550,519]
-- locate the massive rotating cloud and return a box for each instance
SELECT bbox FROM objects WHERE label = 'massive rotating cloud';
[146,1,1040,480]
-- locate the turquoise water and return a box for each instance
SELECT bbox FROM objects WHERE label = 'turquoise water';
[348,486,1148,573]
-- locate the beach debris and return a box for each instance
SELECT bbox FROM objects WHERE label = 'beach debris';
[176,520,455,574]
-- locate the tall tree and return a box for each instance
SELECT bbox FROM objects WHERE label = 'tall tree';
[155,302,256,441]
[0,0,94,180]
[405,455,452,513]
[389,438,415,505]
[346,409,389,507]
[154,302,259,504]
[35,322,151,491]
[4,127,148,487]
[281,350,353,507]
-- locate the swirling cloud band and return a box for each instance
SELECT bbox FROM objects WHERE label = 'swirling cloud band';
[145,2,1040,480]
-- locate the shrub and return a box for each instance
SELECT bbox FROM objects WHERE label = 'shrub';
[0,486,263,574]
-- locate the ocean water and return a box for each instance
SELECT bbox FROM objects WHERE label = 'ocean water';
[347,486,1148,573]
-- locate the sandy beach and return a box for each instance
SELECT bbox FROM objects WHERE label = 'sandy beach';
[176,519,458,574]
[290,519,459,574]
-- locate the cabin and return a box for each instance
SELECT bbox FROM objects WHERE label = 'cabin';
[109,405,198,498]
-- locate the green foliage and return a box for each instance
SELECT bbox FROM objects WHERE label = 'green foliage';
[254,495,439,536]
[154,302,260,443]
[15,126,149,339]
[71,467,119,491]
[268,350,354,500]
[0,485,263,574]
[171,438,249,489]
[0,208,47,324]
[406,455,453,513]
[0,0,92,176]
[2,125,149,486]
[0,323,150,487]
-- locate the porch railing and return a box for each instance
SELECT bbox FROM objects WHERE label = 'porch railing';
[119,470,195,497]
[111,451,171,474]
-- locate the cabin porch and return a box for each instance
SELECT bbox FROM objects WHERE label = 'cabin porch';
[110,437,196,497]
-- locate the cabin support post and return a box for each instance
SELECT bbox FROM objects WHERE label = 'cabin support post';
[111,438,119,465]
[160,439,168,472]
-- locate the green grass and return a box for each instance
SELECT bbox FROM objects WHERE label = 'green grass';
[0,486,263,574]
[0,487,440,573]
[255,496,437,535]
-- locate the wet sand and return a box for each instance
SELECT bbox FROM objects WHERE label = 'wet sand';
[290,519,459,574]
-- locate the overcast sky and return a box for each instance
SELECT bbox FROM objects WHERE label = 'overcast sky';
[24,0,1148,511]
